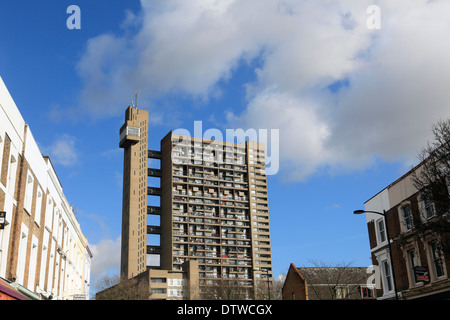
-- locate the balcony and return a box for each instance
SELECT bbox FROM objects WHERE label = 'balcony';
[119,125,140,148]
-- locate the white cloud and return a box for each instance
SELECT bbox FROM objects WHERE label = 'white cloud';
[73,0,450,180]
[326,0,450,166]
[77,0,367,115]
[90,236,121,278]
[48,134,79,167]
[228,90,332,180]
[114,171,122,187]
[226,0,450,180]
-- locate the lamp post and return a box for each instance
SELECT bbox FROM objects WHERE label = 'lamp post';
[353,209,399,300]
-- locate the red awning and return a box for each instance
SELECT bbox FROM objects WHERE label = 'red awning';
[0,278,30,300]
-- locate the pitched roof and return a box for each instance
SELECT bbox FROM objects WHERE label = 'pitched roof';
[295,266,368,285]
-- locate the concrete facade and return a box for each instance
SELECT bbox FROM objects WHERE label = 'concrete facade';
[161,132,273,299]
[96,259,199,300]
[116,105,273,299]
[119,106,149,279]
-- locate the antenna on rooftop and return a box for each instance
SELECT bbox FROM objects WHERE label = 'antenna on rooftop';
[132,88,139,108]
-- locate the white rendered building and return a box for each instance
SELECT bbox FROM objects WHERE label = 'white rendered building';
[0,76,92,300]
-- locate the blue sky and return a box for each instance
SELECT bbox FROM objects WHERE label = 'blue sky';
[2,0,450,295]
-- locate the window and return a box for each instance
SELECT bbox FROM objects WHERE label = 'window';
[407,249,420,284]
[401,204,413,231]
[383,260,393,292]
[53,208,60,235]
[45,197,54,230]
[430,241,445,278]
[168,288,184,297]
[6,154,18,195]
[47,239,56,290]
[151,277,166,283]
[27,236,38,290]
[151,288,166,294]
[360,286,374,299]
[168,278,184,287]
[335,285,348,299]
[377,219,386,243]
[39,230,50,288]
[34,187,43,225]
[408,249,417,272]
[17,224,28,285]
[24,172,34,213]
[421,194,435,220]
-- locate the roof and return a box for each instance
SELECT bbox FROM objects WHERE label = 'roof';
[288,263,305,280]
[293,265,369,285]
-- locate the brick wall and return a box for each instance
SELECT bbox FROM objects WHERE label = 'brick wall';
[282,264,307,300]
[369,190,450,298]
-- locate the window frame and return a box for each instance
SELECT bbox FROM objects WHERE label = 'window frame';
[24,171,34,214]
[360,285,375,299]
[334,285,349,300]
[376,218,387,244]
[6,152,18,196]
[400,203,414,232]
[420,193,435,220]
[429,240,445,279]
[408,247,424,286]
[382,260,394,294]
[34,186,43,225]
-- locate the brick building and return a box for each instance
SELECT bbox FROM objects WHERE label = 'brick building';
[362,161,450,299]
[0,76,92,300]
[282,263,375,300]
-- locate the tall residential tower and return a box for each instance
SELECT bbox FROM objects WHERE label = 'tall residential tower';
[118,105,273,299]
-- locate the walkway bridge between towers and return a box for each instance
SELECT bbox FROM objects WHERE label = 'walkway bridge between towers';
[147,149,162,263]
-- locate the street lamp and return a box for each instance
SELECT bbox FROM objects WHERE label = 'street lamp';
[353,209,399,300]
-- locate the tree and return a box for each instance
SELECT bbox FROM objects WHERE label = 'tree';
[272,273,286,300]
[253,277,273,300]
[93,273,120,294]
[94,273,149,300]
[200,279,250,300]
[412,119,450,213]
[411,119,450,255]
[298,260,367,300]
